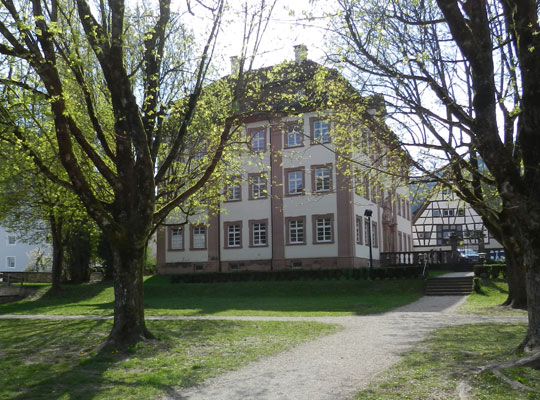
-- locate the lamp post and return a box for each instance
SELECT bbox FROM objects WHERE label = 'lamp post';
[364,209,373,278]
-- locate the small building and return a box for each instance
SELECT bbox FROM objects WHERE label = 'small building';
[412,185,502,255]
[0,226,50,272]
[156,47,413,274]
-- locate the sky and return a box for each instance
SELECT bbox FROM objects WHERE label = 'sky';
[170,0,333,74]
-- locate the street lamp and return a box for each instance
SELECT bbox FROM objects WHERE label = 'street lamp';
[364,209,373,278]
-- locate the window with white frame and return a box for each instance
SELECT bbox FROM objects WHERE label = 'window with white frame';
[170,227,184,250]
[372,221,379,248]
[250,174,267,199]
[364,219,370,246]
[250,129,265,152]
[226,183,241,201]
[288,219,304,244]
[314,167,331,192]
[443,209,455,217]
[315,217,332,243]
[251,222,267,246]
[7,235,16,245]
[312,120,330,143]
[286,123,303,147]
[6,256,15,269]
[227,223,241,247]
[356,216,363,244]
[192,226,206,249]
[287,170,304,195]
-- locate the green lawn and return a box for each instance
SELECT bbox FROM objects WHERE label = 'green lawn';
[354,278,537,400]
[0,318,337,400]
[354,323,538,400]
[0,275,425,317]
[459,278,528,316]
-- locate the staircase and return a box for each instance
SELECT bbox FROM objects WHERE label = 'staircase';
[425,276,474,296]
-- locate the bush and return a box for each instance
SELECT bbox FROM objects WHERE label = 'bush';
[474,264,506,280]
[473,277,482,293]
[169,266,423,284]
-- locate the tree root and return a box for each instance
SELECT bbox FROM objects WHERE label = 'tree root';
[471,350,540,393]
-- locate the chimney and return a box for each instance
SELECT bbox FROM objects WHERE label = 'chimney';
[294,44,308,62]
[230,56,240,75]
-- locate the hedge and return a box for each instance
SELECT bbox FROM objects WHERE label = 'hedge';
[473,263,507,279]
[169,266,423,284]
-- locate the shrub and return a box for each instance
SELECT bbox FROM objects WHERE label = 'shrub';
[473,277,482,293]
[169,266,422,284]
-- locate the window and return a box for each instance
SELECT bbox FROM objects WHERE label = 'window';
[286,122,303,148]
[285,168,304,196]
[169,226,184,250]
[250,219,268,247]
[291,261,303,269]
[249,128,265,152]
[225,221,242,248]
[436,224,463,245]
[372,221,379,248]
[457,208,465,216]
[311,118,330,143]
[313,214,334,244]
[312,165,332,193]
[356,216,363,244]
[249,173,267,199]
[364,219,371,246]
[6,256,15,269]
[7,235,16,245]
[443,209,455,217]
[418,232,432,240]
[286,217,305,245]
[226,182,241,201]
[433,209,440,217]
[191,225,206,250]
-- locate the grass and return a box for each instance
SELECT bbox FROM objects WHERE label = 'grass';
[459,278,528,316]
[0,275,425,317]
[353,323,539,400]
[0,318,337,400]
[354,278,537,400]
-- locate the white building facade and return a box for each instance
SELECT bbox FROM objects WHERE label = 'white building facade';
[412,187,502,252]
[0,226,50,272]
[156,58,413,273]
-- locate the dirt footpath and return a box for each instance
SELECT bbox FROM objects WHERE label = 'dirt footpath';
[172,296,526,400]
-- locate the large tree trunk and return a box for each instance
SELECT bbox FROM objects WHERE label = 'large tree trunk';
[105,233,154,348]
[66,225,92,284]
[49,214,64,294]
[521,250,540,352]
[502,246,527,309]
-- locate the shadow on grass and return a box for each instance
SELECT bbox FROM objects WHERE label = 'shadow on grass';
[2,319,243,400]
[0,282,115,315]
[0,275,426,317]
[142,275,426,316]
[477,278,509,296]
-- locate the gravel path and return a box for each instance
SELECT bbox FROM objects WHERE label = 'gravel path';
[170,296,526,400]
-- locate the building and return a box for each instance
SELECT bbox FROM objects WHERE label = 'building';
[412,185,502,254]
[0,226,50,272]
[156,47,413,274]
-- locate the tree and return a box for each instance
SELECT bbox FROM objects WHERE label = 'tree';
[0,146,97,292]
[0,0,275,348]
[330,0,540,359]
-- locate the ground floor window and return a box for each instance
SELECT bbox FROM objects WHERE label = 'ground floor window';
[225,222,242,248]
